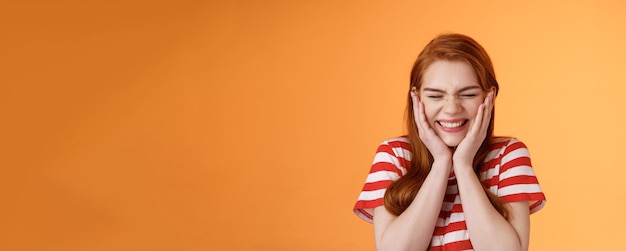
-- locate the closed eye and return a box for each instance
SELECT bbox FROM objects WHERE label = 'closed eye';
[427,95,444,99]
[460,94,478,98]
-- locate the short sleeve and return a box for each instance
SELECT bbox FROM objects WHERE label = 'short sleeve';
[496,139,546,214]
[353,137,411,223]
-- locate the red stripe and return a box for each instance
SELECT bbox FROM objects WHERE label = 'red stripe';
[431,239,473,250]
[501,157,531,173]
[439,203,464,218]
[383,139,413,170]
[370,162,403,175]
[354,136,545,250]
[362,180,393,191]
[377,139,412,155]
[398,157,411,171]
[499,175,539,188]
[438,210,450,219]
[442,239,473,250]
[443,193,457,202]
[433,221,466,235]
[450,203,464,214]
[355,208,373,220]
[354,198,384,210]
[503,140,527,156]
[530,200,544,210]
[374,143,397,158]
[501,192,545,203]
[483,175,498,187]
[489,138,510,150]
[481,157,500,172]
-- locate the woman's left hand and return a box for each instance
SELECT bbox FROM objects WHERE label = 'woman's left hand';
[453,91,494,168]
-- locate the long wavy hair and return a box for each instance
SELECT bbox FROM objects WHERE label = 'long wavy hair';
[383,33,509,219]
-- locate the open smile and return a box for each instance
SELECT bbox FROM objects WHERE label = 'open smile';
[436,120,469,132]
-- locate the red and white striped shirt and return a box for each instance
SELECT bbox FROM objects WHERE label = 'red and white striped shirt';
[353,136,546,250]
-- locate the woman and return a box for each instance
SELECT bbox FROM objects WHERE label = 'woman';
[353,33,546,251]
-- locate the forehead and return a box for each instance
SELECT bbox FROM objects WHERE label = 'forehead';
[421,60,480,91]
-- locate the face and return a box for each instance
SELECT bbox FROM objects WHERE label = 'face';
[419,60,487,147]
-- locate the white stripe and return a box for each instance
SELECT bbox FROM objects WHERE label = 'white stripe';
[365,170,400,183]
[436,212,465,227]
[501,165,536,179]
[372,152,407,175]
[431,229,469,246]
[498,183,542,197]
[488,185,498,194]
[501,147,530,164]
[441,188,460,211]
[391,147,412,161]
[484,137,511,161]
[357,188,386,201]
[480,164,500,180]
[448,212,465,224]
[481,170,498,182]
[485,148,502,161]
[487,166,537,193]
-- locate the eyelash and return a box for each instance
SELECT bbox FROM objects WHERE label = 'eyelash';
[427,94,478,99]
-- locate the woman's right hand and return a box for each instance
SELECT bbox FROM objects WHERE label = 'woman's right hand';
[411,90,452,161]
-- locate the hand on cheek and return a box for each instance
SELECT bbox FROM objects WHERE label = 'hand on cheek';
[452,91,494,168]
[411,89,452,161]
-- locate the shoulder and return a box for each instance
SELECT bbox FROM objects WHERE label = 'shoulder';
[375,136,412,159]
[489,137,529,154]
[483,137,531,165]
[379,136,410,147]
[490,137,526,148]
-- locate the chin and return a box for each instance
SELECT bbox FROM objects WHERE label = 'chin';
[442,138,462,147]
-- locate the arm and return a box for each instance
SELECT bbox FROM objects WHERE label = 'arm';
[372,92,455,251]
[454,166,530,251]
[452,91,530,250]
[373,160,451,251]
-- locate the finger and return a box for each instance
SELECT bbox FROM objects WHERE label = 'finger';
[418,101,439,143]
[416,100,426,136]
[471,91,491,136]
[411,92,427,136]
[470,103,485,137]
[480,91,494,132]
[411,91,419,117]
[417,102,430,133]
[411,92,425,128]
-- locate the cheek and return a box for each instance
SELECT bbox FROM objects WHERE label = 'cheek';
[422,104,439,124]
[465,103,483,118]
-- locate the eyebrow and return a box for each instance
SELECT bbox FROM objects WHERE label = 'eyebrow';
[422,86,481,93]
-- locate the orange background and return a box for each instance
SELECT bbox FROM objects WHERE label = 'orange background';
[2,1,625,250]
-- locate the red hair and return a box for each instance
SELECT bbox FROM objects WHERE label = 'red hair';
[383,33,509,219]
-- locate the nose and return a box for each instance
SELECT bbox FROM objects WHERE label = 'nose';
[442,96,462,114]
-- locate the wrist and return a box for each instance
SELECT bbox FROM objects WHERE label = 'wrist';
[452,163,474,173]
[432,159,453,171]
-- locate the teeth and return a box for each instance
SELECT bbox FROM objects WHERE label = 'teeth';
[439,121,465,128]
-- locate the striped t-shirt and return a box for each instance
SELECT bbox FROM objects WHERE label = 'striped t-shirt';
[353,136,546,250]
